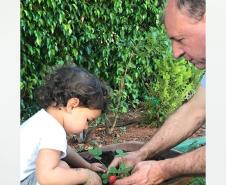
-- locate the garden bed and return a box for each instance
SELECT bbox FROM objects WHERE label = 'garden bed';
[79,142,193,185]
[68,111,205,185]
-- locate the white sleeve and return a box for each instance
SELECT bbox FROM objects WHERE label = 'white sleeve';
[39,123,67,159]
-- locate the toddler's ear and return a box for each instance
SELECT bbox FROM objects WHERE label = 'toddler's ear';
[66,98,80,112]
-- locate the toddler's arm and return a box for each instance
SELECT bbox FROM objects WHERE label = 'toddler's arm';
[64,145,107,172]
[36,148,102,185]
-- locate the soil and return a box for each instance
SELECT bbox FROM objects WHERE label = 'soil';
[80,149,193,185]
[68,111,205,152]
[67,111,205,185]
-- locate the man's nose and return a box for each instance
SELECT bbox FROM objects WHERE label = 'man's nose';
[172,41,184,59]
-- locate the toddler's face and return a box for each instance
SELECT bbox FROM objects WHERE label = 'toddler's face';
[63,107,101,135]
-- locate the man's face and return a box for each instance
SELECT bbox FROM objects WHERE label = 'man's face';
[164,0,206,69]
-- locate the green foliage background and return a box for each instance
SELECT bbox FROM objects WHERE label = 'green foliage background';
[21,0,203,124]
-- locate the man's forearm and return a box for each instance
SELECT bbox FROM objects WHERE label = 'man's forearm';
[160,146,205,179]
[138,87,205,160]
[139,105,204,159]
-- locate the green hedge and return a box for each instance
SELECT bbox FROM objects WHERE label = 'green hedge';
[21,0,203,124]
[140,28,203,126]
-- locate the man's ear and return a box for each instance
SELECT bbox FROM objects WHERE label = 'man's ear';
[66,98,80,112]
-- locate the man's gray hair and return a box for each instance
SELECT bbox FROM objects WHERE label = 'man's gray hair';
[177,0,205,20]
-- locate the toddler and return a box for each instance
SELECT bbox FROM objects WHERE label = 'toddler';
[20,64,109,185]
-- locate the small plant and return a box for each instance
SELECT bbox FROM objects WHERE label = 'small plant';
[88,148,132,184]
[119,126,127,134]
[88,147,103,160]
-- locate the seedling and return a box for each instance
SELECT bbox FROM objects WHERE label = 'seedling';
[88,147,102,160]
[115,149,126,157]
[88,147,105,166]
[88,147,132,184]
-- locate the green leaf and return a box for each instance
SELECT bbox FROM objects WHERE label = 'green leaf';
[88,147,102,159]
[108,166,118,174]
[115,149,127,157]
[101,173,109,184]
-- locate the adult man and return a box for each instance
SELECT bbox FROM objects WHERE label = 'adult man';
[109,0,206,184]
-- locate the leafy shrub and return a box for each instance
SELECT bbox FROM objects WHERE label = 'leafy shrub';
[137,27,204,126]
[21,0,203,126]
[21,0,163,122]
[113,26,204,127]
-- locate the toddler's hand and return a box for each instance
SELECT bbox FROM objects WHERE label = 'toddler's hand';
[90,162,107,173]
[84,169,102,185]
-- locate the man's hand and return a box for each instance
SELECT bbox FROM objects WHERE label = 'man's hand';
[113,146,206,185]
[90,162,107,173]
[108,150,144,169]
[113,160,166,185]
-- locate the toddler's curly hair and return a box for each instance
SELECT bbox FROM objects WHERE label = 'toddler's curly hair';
[36,64,109,112]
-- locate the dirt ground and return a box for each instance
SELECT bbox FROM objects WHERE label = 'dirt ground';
[68,116,205,151]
